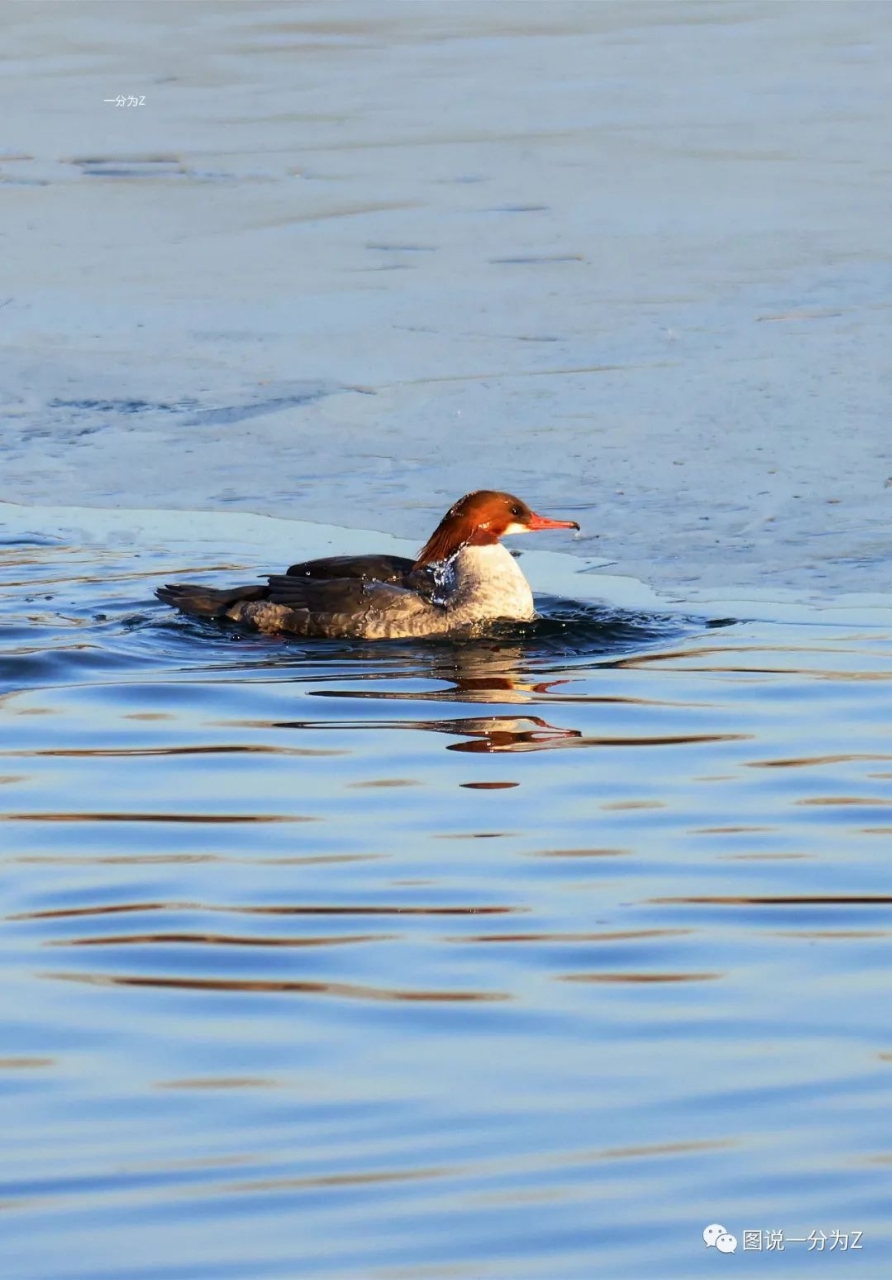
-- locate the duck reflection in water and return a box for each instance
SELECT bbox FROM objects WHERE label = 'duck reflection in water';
[441,715,582,753]
[276,641,584,753]
[268,636,740,756]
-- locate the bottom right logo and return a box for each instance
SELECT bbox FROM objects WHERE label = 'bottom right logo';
[703,1224,738,1254]
[703,1224,864,1254]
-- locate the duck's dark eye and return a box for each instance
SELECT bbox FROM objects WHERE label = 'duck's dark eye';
[510,505,522,517]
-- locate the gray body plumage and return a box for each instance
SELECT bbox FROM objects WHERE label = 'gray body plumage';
[158,544,536,640]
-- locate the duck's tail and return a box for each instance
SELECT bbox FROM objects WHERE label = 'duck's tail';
[155,582,268,618]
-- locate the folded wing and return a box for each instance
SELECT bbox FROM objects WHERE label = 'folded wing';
[285,554,417,582]
[266,573,443,637]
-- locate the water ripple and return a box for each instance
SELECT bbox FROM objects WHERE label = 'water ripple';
[46,971,510,1004]
[3,521,892,1278]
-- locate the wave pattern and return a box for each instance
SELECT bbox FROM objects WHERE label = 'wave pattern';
[2,532,892,1278]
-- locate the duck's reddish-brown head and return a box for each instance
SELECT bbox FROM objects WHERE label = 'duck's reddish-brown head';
[414,490,580,568]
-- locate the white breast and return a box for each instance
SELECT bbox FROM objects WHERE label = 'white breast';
[443,544,535,624]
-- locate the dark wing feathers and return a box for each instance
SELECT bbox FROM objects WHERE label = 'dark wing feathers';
[285,554,416,582]
[158,554,439,628]
[266,573,375,615]
[280,557,438,603]
[155,582,268,617]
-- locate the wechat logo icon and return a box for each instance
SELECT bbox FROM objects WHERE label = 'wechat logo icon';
[703,1224,738,1254]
